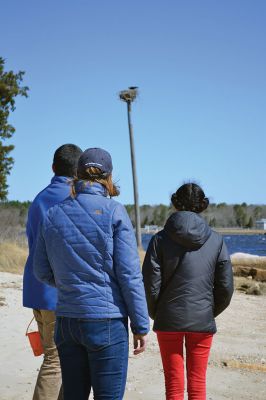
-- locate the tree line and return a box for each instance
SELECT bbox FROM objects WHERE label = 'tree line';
[125,203,266,229]
[0,201,265,233]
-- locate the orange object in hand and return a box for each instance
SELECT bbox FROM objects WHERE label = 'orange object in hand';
[26,317,44,356]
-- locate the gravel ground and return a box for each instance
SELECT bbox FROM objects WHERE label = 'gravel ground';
[0,272,265,400]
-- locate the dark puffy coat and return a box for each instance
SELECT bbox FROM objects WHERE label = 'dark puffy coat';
[142,211,233,333]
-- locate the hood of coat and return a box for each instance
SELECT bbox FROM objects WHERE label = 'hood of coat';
[164,211,211,250]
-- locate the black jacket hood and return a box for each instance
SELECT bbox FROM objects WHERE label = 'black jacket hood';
[164,211,211,250]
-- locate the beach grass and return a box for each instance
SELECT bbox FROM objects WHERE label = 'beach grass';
[231,255,266,269]
[139,249,146,264]
[1,242,266,278]
[0,242,27,274]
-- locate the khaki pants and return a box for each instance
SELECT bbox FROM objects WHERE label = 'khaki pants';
[33,309,63,400]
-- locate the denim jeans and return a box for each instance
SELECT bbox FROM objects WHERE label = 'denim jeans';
[54,317,129,400]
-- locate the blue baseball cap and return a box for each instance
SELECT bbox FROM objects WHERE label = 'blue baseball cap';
[78,148,113,176]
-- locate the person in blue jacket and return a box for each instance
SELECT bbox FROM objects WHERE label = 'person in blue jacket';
[23,144,82,400]
[34,147,150,400]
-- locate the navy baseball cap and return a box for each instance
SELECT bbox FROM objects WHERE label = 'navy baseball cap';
[78,148,113,176]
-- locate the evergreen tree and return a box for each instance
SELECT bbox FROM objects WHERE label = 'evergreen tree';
[0,57,29,200]
[209,217,217,227]
[253,206,262,221]
[233,204,247,227]
[246,216,254,229]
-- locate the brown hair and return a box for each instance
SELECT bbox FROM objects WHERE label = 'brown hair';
[171,183,209,213]
[71,167,120,197]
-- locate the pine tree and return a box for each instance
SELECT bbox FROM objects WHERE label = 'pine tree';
[0,57,29,200]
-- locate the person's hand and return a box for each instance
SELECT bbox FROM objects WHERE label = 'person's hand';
[133,334,148,355]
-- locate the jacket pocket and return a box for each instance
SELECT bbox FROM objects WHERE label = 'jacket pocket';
[78,319,110,351]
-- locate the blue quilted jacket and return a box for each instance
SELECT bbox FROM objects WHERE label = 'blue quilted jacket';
[23,176,72,310]
[33,182,150,334]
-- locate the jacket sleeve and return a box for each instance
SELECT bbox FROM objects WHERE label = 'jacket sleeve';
[142,234,162,320]
[213,240,234,317]
[26,215,34,251]
[33,223,56,287]
[112,204,150,335]
[26,204,38,252]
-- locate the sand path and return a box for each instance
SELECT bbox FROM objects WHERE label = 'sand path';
[0,272,265,400]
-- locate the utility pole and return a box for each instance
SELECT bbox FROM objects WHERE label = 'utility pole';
[119,87,142,249]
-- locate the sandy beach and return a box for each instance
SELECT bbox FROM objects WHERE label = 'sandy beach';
[0,271,265,400]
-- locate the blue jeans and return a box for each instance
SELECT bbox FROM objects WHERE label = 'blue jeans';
[54,317,129,400]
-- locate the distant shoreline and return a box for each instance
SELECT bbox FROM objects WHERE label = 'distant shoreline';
[142,228,266,235]
[214,228,265,235]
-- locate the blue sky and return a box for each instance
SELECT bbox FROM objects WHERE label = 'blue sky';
[1,0,265,205]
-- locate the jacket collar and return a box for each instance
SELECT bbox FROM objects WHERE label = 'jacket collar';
[50,175,72,184]
[74,181,108,197]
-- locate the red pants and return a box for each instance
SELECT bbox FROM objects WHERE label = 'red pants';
[156,332,213,400]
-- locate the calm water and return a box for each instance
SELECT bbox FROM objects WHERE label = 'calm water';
[141,234,266,256]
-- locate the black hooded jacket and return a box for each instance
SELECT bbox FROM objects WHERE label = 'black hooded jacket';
[142,211,234,333]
